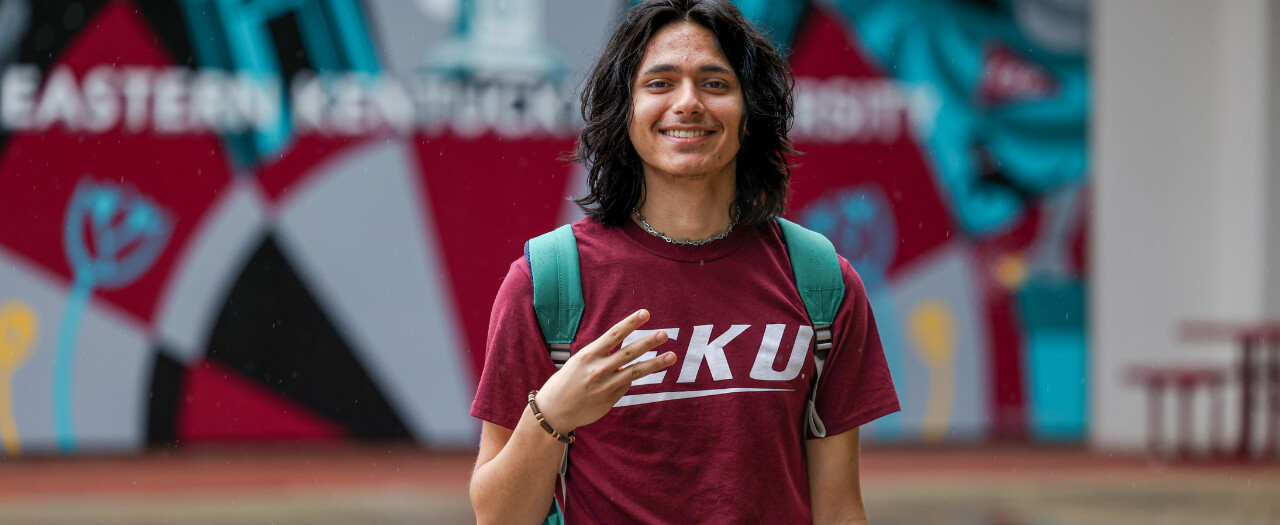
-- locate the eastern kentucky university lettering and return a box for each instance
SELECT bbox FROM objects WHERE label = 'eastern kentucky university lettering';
[615,324,815,407]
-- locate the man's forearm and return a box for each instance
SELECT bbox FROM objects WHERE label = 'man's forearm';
[471,311,673,524]
[470,407,568,525]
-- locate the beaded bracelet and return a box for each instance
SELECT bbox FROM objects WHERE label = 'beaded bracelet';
[528,391,576,444]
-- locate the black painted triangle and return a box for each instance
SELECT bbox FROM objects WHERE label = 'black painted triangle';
[145,348,184,447]
[205,234,412,440]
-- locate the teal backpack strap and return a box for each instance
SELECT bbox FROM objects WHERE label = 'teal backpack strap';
[776,218,844,325]
[525,224,585,368]
[776,217,845,438]
[544,499,565,525]
[523,224,582,525]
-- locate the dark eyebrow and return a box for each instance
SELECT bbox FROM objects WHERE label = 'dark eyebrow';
[698,64,734,75]
[639,63,734,76]
[641,64,680,75]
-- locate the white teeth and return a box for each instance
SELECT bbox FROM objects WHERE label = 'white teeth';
[663,130,709,138]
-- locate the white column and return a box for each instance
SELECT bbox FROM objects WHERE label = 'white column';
[1267,2,1280,318]
[1092,0,1277,451]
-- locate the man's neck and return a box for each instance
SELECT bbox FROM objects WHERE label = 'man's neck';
[635,171,736,242]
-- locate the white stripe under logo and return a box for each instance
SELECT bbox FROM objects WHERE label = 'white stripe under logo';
[614,387,794,407]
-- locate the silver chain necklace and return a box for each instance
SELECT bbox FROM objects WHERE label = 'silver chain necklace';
[632,208,739,246]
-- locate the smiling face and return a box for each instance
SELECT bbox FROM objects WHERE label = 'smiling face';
[628,21,744,186]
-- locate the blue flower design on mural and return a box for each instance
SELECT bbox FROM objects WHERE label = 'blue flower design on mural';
[799,184,897,289]
[799,184,907,440]
[54,178,172,452]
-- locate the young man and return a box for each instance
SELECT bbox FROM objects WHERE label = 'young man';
[469,1,899,523]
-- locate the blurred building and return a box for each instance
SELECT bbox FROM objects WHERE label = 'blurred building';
[1093,0,1280,456]
[0,0,1272,459]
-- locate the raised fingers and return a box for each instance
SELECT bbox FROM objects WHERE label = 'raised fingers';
[606,329,669,371]
[584,309,650,356]
[610,350,676,390]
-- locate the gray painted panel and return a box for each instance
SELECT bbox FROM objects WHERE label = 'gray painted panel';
[1,246,149,454]
[888,244,990,441]
[154,182,268,364]
[365,1,452,75]
[368,0,618,84]
[274,140,476,447]
[558,162,589,225]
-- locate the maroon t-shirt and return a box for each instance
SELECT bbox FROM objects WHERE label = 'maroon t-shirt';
[471,217,899,524]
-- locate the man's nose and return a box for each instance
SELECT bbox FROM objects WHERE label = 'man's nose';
[670,82,704,116]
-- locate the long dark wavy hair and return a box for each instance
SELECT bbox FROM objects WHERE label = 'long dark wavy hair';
[570,0,798,227]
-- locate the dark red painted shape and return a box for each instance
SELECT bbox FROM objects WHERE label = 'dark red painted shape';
[784,8,954,276]
[409,132,576,379]
[788,8,1046,439]
[254,134,364,203]
[980,42,1059,106]
[177,358,347,443]
[0,1,233,324]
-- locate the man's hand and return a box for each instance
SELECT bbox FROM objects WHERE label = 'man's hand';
[533,309,675,433]
[471,309,675,525]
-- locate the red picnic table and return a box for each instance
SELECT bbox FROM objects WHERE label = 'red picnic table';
[1180,320,1280,460]
[1126,365,1226,459]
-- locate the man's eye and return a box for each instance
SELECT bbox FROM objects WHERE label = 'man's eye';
[705,81,728,89]
[646,81,671,89]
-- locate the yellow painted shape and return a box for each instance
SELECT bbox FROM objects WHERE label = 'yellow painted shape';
[0,300,39,456]
[993,251,1028,290]
[909,299,957,444]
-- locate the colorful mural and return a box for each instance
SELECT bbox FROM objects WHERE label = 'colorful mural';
[0,0,1087,454]
[759,0,1089,443]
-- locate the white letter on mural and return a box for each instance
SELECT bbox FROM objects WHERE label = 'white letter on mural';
[230,72,280,134]
[153,68,189,133]
[121,68,153,133]
[82,67,120,132]
[190,69,228,132]
[1,65,39,130]
[32,66,84,131]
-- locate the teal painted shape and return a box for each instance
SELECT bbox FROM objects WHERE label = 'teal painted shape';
[178,0,256,165]
[731,0,809,55]
[53,278,91,452]
[217,0,290,160]
[797,186,903,440]
[776,218,844,326]
[56,178,173,452]
[296,0,381,72]
[798,185,895,290]
[321,0,381,72]
[1018,281,1087,441]
[178,0,382,165]
[861,285,905,440]
[628,0,808,53]
[527,225,584,345]
[1026,330,1086,441]
[831,0,1088,236]
[297,1,343,71]
[64,181,173,290]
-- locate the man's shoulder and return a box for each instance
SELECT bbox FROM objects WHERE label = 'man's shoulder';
[517,217,612,293]
[766,218,871,298]
[567,215,610,240]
